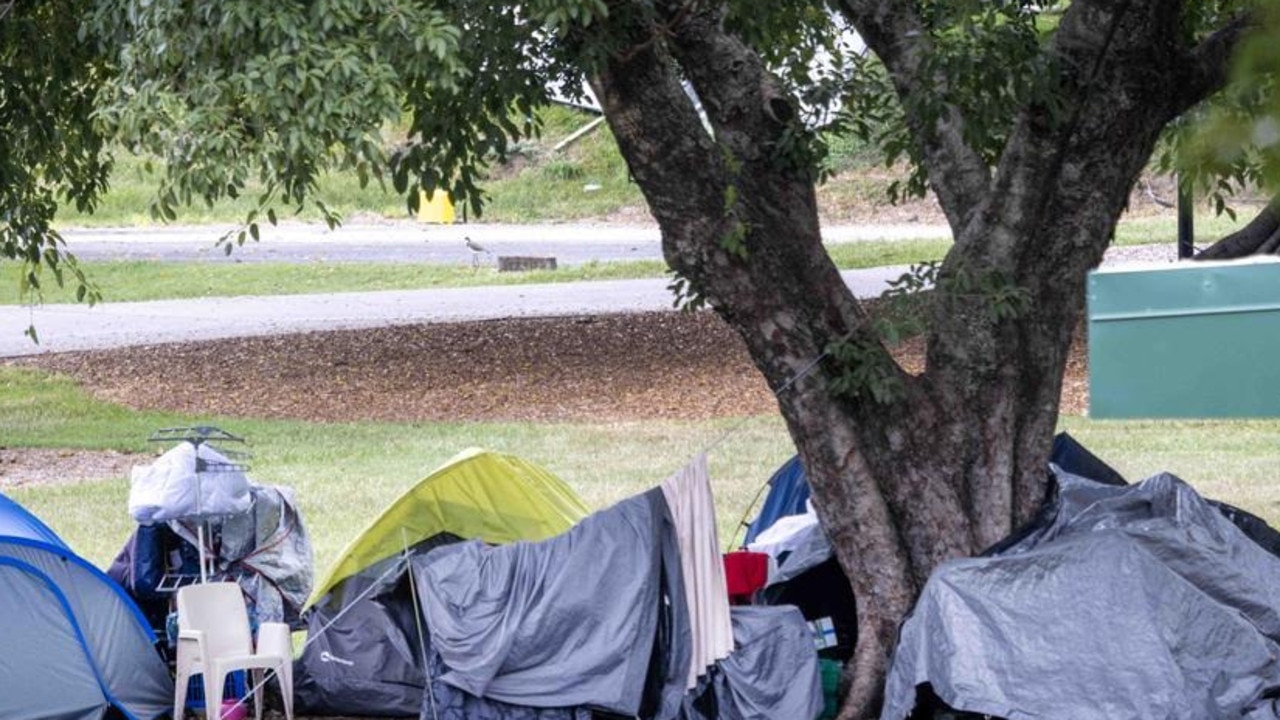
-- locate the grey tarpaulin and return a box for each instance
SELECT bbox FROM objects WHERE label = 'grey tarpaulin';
[719,606,822,720]
[415,488,690,718]
[296,532,466,716]
[882,470,1280,720]
[421,648,593,720]
[677,606,822,720]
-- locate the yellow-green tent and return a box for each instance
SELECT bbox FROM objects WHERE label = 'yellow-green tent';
[307,447,588,607]
[297,448,589,715]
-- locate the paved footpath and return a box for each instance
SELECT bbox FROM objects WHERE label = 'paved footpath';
[1,222,954,357]
[2,221,1177,359]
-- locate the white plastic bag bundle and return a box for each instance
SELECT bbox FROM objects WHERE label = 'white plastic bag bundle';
[129,443,252,523]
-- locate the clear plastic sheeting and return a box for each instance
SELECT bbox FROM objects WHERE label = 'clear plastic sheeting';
[170,485,314,625]
[129,442,251,523]
[882,470,1280,720]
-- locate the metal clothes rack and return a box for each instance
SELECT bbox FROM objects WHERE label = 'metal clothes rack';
[147,426,251,585]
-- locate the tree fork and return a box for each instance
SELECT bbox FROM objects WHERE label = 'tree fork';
[589,5,980,715]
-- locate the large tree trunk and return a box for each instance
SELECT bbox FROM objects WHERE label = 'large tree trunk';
[585,1,1244,717]
[1197,197,1280,259]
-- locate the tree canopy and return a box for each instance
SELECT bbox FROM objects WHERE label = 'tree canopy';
[0,0,111,324]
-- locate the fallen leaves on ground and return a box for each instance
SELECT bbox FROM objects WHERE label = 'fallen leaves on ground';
[12,310,1088,426]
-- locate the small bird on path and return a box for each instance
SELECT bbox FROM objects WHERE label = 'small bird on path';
[465,236,491,268]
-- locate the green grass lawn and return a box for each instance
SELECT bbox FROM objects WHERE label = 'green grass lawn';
[57,103,1259,244]
[3,366,1279,577]
[0,366,794,570]
[1113,213,1256,246]
[2,241,954,305]
[57,106,646,228]
[2,259,669,305]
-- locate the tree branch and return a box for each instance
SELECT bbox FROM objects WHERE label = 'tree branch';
[1173,13,1255,117]
[655,2,913,387]
[595,1,914,406]
[829,0,992,232]
[587,6,730,278]
[1197,196,1280,259]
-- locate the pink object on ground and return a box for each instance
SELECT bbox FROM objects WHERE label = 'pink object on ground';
[219,699,248,720]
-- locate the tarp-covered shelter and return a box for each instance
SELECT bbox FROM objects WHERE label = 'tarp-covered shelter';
[417,486,688,717]
[0,491,173,720]
[744,435,1280,718]
[110,483,314,628]
[415,453,818,720]
[882,467,1280,720]
[295,448,590,716]
[739,433,1168,665]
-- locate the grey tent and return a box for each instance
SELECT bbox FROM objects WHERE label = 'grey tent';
[882,469,1280,720]
[0,491,173,720]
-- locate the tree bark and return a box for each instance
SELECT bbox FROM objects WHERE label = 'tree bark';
[584,1,1243,717]
[1197,197,1280,259]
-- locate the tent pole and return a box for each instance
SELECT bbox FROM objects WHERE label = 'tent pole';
[403,529,439,720]
[197,523,209,584]
[195,443,208,583]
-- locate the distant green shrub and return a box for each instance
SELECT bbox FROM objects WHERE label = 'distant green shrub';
[822,131,884,173]
[542,160,586,181]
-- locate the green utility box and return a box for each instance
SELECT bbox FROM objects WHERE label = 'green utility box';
[1088,257,1280,418]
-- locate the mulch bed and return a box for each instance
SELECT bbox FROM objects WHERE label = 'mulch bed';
[9,310,1089,425]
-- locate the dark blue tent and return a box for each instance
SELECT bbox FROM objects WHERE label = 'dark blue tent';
[742,456,809,545]
[0,492,172,720]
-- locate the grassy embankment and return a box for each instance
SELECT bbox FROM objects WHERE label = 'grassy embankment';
[15,105,1255,305]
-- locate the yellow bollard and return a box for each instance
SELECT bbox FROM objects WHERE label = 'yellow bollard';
[418,190,456,224]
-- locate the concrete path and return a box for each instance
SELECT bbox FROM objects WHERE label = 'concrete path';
[0,267,914,358]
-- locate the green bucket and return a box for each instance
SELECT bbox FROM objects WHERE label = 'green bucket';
[819,659,842,719]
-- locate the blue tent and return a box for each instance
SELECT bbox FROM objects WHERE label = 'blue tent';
[742,456,809,545]
[0,492,173,720]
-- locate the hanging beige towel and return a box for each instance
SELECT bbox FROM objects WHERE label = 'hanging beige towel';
[661,453,734,688]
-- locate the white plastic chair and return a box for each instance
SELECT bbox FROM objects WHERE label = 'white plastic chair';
[173,582,294,720]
